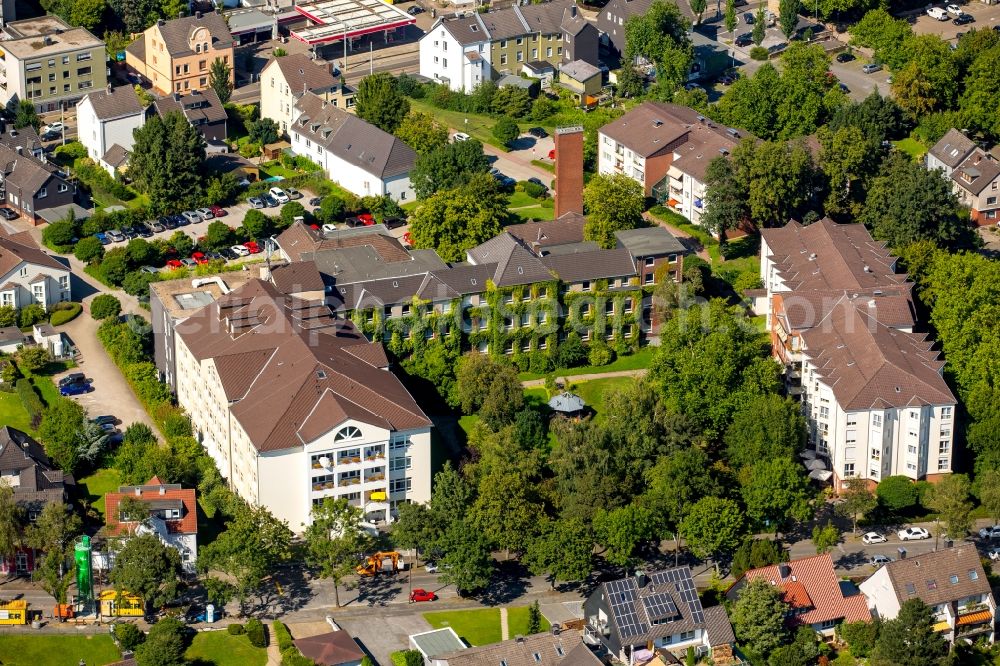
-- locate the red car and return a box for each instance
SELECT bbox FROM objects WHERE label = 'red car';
[165,259,183,269]
[358,213,375,226]
[244,240,261,254]
[409,589,437,603]
[402,231,412,246]
[210,205,227,217]
[191,252,208,265]
[547,149,556,160]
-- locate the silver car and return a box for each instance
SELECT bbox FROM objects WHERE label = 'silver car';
[181,211,201,225]
[249,197,265,209]
[196,207,214,221]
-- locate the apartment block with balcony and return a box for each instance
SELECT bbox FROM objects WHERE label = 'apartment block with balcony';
[597,102,742,225]
[0,15,106,112]
[172,278,432,532]
[125,12,233,96]
[861,546,995,645]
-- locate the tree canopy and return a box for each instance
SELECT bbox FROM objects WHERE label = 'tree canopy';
[355,72,410,134]
[408,174,509,263]
[583,174,645,248]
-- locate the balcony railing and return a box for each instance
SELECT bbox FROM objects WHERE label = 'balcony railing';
[338,477,361,487]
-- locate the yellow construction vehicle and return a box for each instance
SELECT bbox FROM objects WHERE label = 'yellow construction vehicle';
[356,551,401,577]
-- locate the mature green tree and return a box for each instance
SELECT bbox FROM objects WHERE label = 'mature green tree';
[594,503,656,567]
[837,477,878,534]
[778,0,800,40]
[958,44,1000,141]
[860,151,967,251]
[724,394,806,472]
[438,519,493,594]
[453,352,524,429]
[304,498,374,607]
[616,66,646,99]
[778,43,841,138]
[737,138,818,226]
[582,173,644,248]
[469,80,498,113]
[110,533,182,613]
[623,1,693,93]
[42,220,77,248]
[491,115,520,149]
[741,457,813,528]
[524,517,593,586]
[410,139,491,199]
[717,65,781,139]
[470,467,542,556]
[391,502,438,556]
[91,294,122,320]
[247,118,279,146]
[136,616,188,666]
[839,619,881,659]
[690,0,707,24]
[871,598,948,666]
[680,496,746,571]
[549,421,623,524]
[242,210,274,240]
[109,0,160,33]
[925,473,973,539]
[27,502,82,603]
[891,35,958,119]
[702,157,747,239]
[203,221,235,250]
[644,446,717,540]
[355,72,410,134]
[491,86,532,118]
[209,57,233,104]
[876,475,919,512]
[39,398,88,474]
[724,0,738,36]
[69,0,106,30]
[125,238,155,266]
[731,538,785,578]
[129,112,206,213]
[752,6,766,46]
[976,469,1000,524]
[74,236,105,263]
[818,125,876,216]
[848,8,913,70]
[395,111,449,155]
[18,346,51,372]
[828,92,903,145]
[811,521,840,554]
[731,577,790,659]
[14,100,40,130]
[769,626,822,666]
[0,484,23,566]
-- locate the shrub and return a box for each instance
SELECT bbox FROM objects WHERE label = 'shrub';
[520,180,546,198]
[274,621,314,666]
[42,220,78,249]
[115,622,146,651]
[72,157,134,202]
[556,332,587,368]
[588,340,614,366]
[227,623,246,635]
[90,294,122,320]
[19,303,46,328]
[246,618,266,648]
[15,378,44,428]
[492,115,520,148]
[877,475,919,512]
[74,236,105,263]
[49,303,82,326]
[750,46,769,60]
[54,141,87,162]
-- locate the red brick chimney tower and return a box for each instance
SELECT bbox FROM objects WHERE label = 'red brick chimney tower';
[553,126,584,218]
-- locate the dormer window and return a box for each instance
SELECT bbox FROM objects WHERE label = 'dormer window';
[334,426,362,442]
[195,44,201,53]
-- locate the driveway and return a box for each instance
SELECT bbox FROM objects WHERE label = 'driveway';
[333,611,432,666]
[482,137,555,185]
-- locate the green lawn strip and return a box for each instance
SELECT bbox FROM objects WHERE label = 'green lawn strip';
[893,137,927,160]
[258,162,300,180]
[79,467,122,516]
[517,345,656,381]
[507,605,551,636]
[511,205,555,221]
[0,634,120,666]
[458,414,480,439]
[407,99,523,151]
[508,191,544,207]
[0,390,33,433]
[571,376,635,419]
[424,608,502,647]
[531,160,555,173]
[185,630,268,666]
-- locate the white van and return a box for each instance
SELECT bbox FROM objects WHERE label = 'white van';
[926,7,948,20]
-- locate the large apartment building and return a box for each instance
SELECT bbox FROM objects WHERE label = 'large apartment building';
[419,0,599,92]
[597,102,743,225]
[759,219,957,489]
[0,16,106,112]
[926,128,1000,225]
[170,278,432,531]
[125,12,234,96]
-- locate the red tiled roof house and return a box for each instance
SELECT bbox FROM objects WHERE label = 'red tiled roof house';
[104,476,198,572]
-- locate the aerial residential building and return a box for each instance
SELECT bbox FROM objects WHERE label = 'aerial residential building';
[0,15,106,112]
[760,219,957,489]
[419,0,599,92]
[125,12,234,96]
[726,554,871,637]
[0,125,43,159]
[860,546,995,645]
[0,217,71,306]
[103,476,199,572]
[597,102,743,224]
[583,567,738,665]
[171,278,432,531]
[926,129,1000,225]
[260,53,355,136]
[597,0,653,56]
[0,142,76,225]
[76,85,147,175]
[436,630,602,666]
[153,88,228,144]
[290,92,417,201]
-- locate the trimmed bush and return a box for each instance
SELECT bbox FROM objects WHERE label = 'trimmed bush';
[72,157,134,202]
[520,180,546,199]
[246,618,266,648]
[15,378,44,428]
[273,621,316,666]
[50,303,82,327]
[90,294,122,320]
[750,46,769,61]
[114,622,146,651]
[19,303,46,328]
[227,623,246,635]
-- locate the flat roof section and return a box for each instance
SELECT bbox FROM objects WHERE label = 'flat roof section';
[291,0,415,45]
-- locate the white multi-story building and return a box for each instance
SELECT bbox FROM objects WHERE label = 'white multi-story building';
[260,53,354,137]
[172,278,432,531]
[76,85,146,175]
[290,92,416,202]
[419,15,490,92]
[760,219,957,489]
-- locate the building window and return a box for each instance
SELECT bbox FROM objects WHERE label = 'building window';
[872,413,882,428]
[389,457,411,471]
[843,463,855,477]
[939,440,950,454]
[940,406,952,420]
[582,280,591,292]
[500,40,508,48]
[546,46,552,57]
[938,458,949,471]
[516,51,523,62]
[871,448,880,460]
[908,444,917,455]
[390,478,412,493]
[500,54,507,65]
[77,52,92,61]
[334,426,362,442]
[819,406,829,419]
[38,187,46,199]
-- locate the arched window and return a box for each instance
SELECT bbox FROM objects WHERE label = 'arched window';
[334,426,362,442]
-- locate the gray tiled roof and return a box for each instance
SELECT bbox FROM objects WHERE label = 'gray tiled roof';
[83,86,145,121]
[437,631,592,666]
[266,53,339,96]
[466,232,552,287]
[928,128,976,169]
[0,126,43,157]
[0,426,70,508]
[517,0,573,35]
[560,59,601,82]
[881,546,991,608]
[438,13,490,47]
[478,6,530,40]
[294,92,417,180]
[951,148,1000,195]
[102,144,131,168]
[615,226,687,257]
[542,247,635,282]
[154,88,228,126]
[0,143,69,206]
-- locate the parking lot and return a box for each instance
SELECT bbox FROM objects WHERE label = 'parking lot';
[911,1,1000,39]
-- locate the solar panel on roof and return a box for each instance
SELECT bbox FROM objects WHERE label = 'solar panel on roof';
[641,593,678,621]
[659,567,706,624]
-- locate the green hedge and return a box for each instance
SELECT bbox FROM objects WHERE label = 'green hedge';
[49,303,82,327]
[245,618,266,648]
[273,621,316,666]
[15,378,44,428]
[227,623,245,635]
[73,157,134,203]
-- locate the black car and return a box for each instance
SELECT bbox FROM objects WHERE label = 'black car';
[309,196,324,207]
[91,415,118,426]
[40,130,61,141]
[162,216,178,230]
[137,224,153,238]
[719,72,739,85]
[836,52,855,63]
[953,13,974,24]
[206,251,224,261]
[383,217,407,230]
[219,247,239,260]
[174,214,190,227]
[528,127,548,139]
[407,5,423,14]
[58,373,86,388]
[744,11,754,23]
[263,194,279,207]
[527,177,548,191]
[0,207,17,220]
[345,216,365,228]
[735,33,753,47]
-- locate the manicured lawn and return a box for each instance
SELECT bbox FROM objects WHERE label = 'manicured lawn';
[894,137,927,160]
[508,191,544,208]
[572,376,635,418]
[507,605,551,636]
[511,204,555,221]
[518,345,657,381]
[185,630,268,666]
[531,159,555,173]
[458,414,480,439]
[0,633,120,666]
[0,390,33,433]
[78,467,122,516]
[259,162,300,180]
[424,608,501,646]
[409,99,535,151]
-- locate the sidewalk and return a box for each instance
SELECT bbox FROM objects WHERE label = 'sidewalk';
[521,368,646,388]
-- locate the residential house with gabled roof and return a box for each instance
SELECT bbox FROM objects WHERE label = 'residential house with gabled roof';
[103,476,198,572]
[125,11,234,96]
[153,88,227,144]
[436,629,602,666]
[0,142,75,226]
[0,426,72,575]
[927,129,1000,225]
[0,219,71,306]
[583,567,738,665]
[261,53,355,137]
[290,92,417,202]
[860,546,995,645]
[76,85,147,175]
[172,278,432,531]
[726,554,871,637]
[0,125,43,160]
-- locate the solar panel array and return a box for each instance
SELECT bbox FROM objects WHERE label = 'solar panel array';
[605,578,649,639]
[660,567,705,624]
[641,593,679,621]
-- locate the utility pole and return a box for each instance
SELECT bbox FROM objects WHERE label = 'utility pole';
[370,42,373,76]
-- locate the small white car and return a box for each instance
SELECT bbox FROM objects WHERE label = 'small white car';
[862,532,887,545]
[988,547,1000,561]
[452,132,471,142]
[424,562,439,573]
[871,555,893,567]
[269,187,290,204]
[926,6,948,20]
[230,244,251,257]
[979,525,1000,540]
[898,526,931,541]
[195,207,214,221]
[42,121,64,134]
[946,3,962,16]
[321,223,338,234]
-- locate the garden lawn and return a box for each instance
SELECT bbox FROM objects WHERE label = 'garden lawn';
[408,99,532,151]
[259,162,300,180]
[893,137,927,161]
[507,605,551,636]
[517,345,656,381]
[0,390,33,433]
[78,467,122,516]
[0,634,120,666]
[573,376,635,420]
[511,204,555,222]
[185,630,268,666]
[424,608,502,646]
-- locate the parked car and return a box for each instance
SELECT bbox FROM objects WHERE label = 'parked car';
[946,3,962,15]
[149,220,165,233]
[990,547,1000,561]
[424,562,439,573]
[139,265,160,274]
[409,589,437,603]
[862,532,887,545]
[181,211,201,224]
[165,259,184,269]
[249,197,265,209]
[107,229,126,243]
[91,415,118,426]
[407,5,423,14]
[719,72,739,85]
[452,132,470,142]
[836,52,855,63]
[209,205,227,217]
[58,373,86,387]
[206,251,224,261]
[321,223,338,234]
[191,252,209,265]
[285,187,302,200]
[60,381,92,396]
[953,13,974,24]
[179,258,197,268]
[136,224,153,238]
[839,82,850,93]
[269,187,290,203]
[309,196,324,207]
[263,194,279,207]
[195,208,214,221]
[219,247,239,260]
[898,526,931,541]
[979,525,1000,540]
[743,11,754,23]
[244,240,261,254]
[735,33,753,47]
[95,232,109,245]
[870,555,893,567]
[161,217,178,230]
[42,121,64,134]
[734,0,747,5]
[862,63,882,74]
[547,148,556,160]
[527,177,548,192]
[383,217,406,230]
[0,207,17,220]
[927,6,948,20]
[528,127,548,138]
[344,216,364,228]
[230,245,251,257]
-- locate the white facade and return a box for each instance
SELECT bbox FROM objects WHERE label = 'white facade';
[260,60,354,136]
[76,93,145,175]
[174,333,431,532]
[0,259,70,309]
[418,22,489,92]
